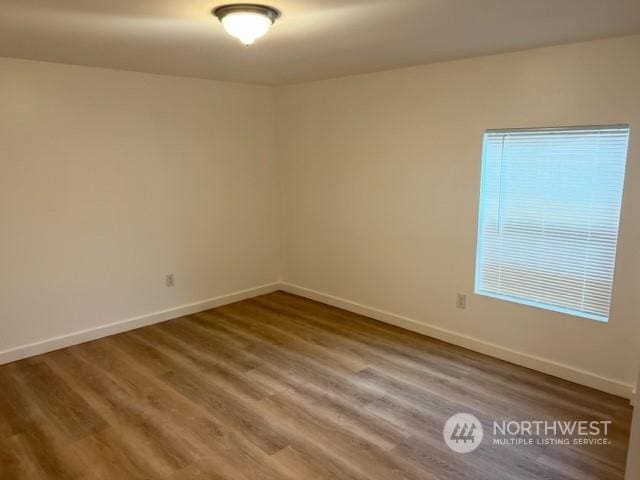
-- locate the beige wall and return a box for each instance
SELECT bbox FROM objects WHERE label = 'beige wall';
[0,58,280,355]
[276,35,640,393]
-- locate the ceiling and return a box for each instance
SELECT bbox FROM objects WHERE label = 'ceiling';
[1,0,639,85]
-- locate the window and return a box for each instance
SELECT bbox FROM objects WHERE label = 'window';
[475,125,630,322]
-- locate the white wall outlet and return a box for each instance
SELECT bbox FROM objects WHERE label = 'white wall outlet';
[456,293,466,309]
[165,274,175,287]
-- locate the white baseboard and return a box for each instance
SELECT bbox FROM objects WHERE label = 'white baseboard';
[281,283,634,400]
[3,280,634,402]
[0,282,281,366]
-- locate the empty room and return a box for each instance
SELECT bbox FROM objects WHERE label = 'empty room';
[1,1,639,479]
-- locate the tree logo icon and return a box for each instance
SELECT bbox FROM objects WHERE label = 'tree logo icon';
[443,413,484,453]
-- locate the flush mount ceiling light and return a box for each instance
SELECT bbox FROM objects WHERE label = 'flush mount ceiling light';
[213,4,280,46]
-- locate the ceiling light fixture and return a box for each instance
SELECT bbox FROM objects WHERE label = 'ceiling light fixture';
[213,4,280,46]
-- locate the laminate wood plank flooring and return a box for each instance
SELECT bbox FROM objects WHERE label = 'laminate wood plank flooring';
[0,291,633,479]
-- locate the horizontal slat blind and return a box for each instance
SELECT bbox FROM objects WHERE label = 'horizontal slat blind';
[475,126,630,322]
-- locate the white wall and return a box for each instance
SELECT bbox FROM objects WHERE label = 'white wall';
[276,35,640,396]
[0,58,280,358]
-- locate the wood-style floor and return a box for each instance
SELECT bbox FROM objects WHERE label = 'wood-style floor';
[0,291,632,479]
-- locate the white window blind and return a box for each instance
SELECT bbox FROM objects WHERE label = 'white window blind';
[475,125,630,322]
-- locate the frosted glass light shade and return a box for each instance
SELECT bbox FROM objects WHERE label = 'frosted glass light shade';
[221,12,273,45]
[214,5,280,46]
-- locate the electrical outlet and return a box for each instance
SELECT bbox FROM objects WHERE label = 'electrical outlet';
[165,274,175,287]
[456,293,466,309]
